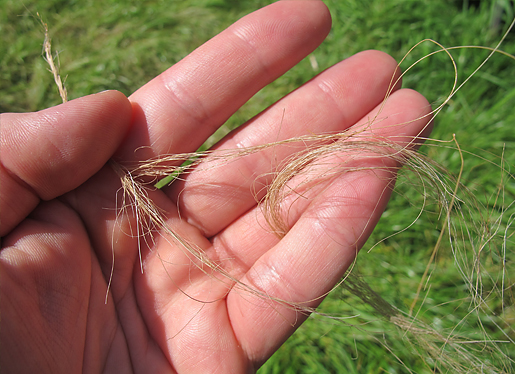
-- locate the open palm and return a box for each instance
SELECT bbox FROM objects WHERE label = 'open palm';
[0,2,431,373]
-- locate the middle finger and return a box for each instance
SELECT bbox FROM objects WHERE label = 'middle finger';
[169,50,403,237]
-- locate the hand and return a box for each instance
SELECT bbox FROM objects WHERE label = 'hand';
[0,1,431,373]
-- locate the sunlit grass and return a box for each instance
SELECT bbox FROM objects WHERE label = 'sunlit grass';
[2,0,514,372]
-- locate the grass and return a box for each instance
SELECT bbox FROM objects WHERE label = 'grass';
[2,0,515,372]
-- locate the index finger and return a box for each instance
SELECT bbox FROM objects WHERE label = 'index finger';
[120,0,332,161]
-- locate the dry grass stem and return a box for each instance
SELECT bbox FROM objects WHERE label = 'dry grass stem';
[39,14,68,104]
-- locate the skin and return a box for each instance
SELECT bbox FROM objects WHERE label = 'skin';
[0,1,432,373]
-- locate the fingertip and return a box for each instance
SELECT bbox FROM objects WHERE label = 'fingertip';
[402,88,434,140]
[286,0,332,35]
[251,0,332,45]
[364,87,433,151]
[83,90,133,126]
[92,89,132,109]
[0,91,133,235]
[357,49,403,89]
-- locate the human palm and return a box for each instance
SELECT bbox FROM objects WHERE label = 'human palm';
[0,2,431,373]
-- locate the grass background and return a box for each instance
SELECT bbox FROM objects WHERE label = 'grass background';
[2,0,515,372]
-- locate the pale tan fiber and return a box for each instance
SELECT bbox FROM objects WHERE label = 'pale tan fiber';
[39,13,68,104]
[40,15,515,372]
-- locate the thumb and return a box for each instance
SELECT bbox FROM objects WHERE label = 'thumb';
[0,90,132,236]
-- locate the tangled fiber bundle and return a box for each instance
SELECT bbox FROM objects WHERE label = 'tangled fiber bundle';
[40,11,515,373]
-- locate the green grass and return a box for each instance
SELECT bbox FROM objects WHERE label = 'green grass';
[2,0,515,372]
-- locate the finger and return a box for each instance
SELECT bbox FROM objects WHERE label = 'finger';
[0,91,132,236]
[221,88,432,365]
[215,88,431,273]
[170,50,403,237]
[121,0,331,161]
[53,0,330,306]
